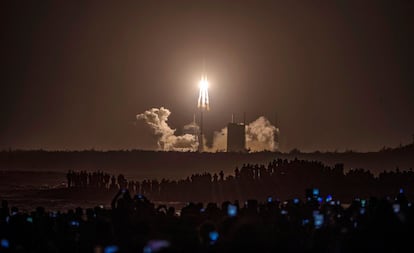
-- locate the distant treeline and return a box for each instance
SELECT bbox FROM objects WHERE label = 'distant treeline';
[0,144,413,179]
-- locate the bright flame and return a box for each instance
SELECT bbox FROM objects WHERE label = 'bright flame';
[197,76,209,110]
[199,78,208,90]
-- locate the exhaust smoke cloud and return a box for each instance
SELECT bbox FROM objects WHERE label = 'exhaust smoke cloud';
[208,117,278,152]
[136,107,198,151]
[137,107,278,152]
[245,116,278,152]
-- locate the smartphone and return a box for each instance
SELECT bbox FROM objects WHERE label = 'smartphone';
[144,240,170,253]
[209,231,219,242]
[104,245,119,253]
[393,203,400,213]
[267,196,273,203]
[293,198,299,204]
[227,204,237,217]
[360,199,366,207]
[26,217,33,223]
[70,221,80,227]
[313,213,324,229]
[312,188,319,196]
[317,197,323,203]
[325,195,332,202]
[1,239,10,249]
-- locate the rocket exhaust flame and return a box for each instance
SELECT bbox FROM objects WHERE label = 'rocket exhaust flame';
[197,76,209,111]
[197,75,209,152]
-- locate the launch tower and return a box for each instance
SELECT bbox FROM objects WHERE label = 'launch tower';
[227,114,246,152]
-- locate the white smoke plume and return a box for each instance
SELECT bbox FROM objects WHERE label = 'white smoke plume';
[137,107,278,152]
[210,116,278,152]
[246,116,277,152]
[183,120,199,135]
[137,107,199,151]
[204,127,227,152]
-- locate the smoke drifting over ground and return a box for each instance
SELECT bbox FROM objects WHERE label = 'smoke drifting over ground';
[136,107,198,151]
[137,107,278,152]
[208,117,278,152]
[245,117,278,152]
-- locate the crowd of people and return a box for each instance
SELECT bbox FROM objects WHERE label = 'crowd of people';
[66,170,128,190]
[1,186,412,252]
[66,158,414,203]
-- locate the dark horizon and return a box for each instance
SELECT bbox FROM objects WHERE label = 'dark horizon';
[0,141,412,153]
[1,1,413,152]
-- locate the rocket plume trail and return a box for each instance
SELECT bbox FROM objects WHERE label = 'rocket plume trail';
[197,76,209,111]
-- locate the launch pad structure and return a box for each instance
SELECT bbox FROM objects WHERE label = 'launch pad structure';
[195,74,278,152]
[198,110,204,152]
[227,113,247,153]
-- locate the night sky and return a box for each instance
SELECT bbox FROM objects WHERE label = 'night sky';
[1,1,413,152]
